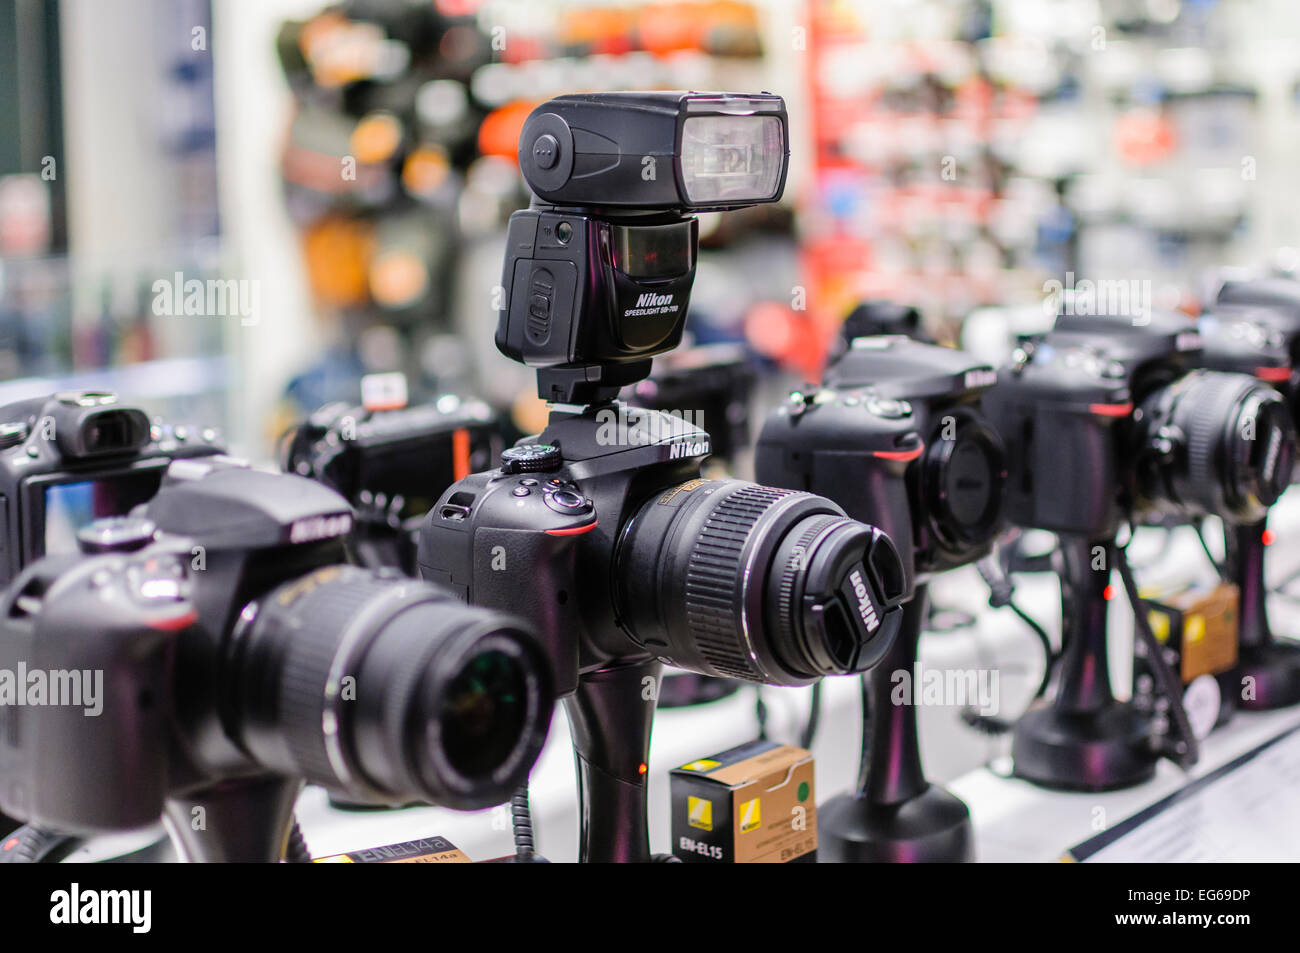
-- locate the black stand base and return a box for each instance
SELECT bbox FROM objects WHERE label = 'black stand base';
[1012,702,1157,792]
[656,672,742,708]
[819,784,973,863]
[1235,641,1300,710]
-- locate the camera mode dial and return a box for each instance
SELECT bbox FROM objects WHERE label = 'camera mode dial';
[501,444,563,474]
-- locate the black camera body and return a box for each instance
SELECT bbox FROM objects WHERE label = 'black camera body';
[754,335,1003,863]
[758,336,1005,594]
[420,405,905,698]
[987,309,1292,536]
[0,457,552,857]
[0,392,221,585]
[282,396,499,572]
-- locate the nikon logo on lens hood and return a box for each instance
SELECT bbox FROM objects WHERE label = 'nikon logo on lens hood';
[288,513,353,544]
[849,568,880,632]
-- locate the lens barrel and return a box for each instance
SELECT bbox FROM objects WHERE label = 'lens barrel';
[920,410,1005,555]
[1136,369,1296,523]
[615,480,906,685]
[227,565,552,810]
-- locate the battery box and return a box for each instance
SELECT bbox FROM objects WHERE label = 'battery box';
[670,739,817,863]
[1141,581,1239,684]
[1135,581,1239,733]
[313,835,472,863]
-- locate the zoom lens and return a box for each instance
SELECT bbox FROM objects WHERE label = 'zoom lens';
[227,565,552,810]
[1135,369,1296,523]
[615,480,907,685]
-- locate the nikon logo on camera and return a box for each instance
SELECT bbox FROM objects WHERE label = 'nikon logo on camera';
[636,292,674,308]
[287,513,353,544]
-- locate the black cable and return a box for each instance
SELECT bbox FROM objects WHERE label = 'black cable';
[1114,540,1199,769]
[975,553,1056,699]
[284,817,313,863]
[0,826,79,864]
[511,785,537,862]
[799,681,822,750]
[754,686,769,741]
[1193,520,1228,582]
[1008,601,1055,700]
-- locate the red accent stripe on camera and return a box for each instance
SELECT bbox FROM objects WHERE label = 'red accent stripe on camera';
[872,446,924,462]
[147,609,199,632]
[1256,366,1292,382]
[545,521,598,537]
[1090,402,1133,418]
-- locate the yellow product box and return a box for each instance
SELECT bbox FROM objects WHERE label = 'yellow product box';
[313,835,472,864]
[670,740,816,863]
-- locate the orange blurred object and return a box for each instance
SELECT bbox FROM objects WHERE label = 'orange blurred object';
[302,217,374,308]
[637,2,704,53]
[402,145,452,196]
[558,6,636,54]
[351,112,404,165]
[479,100,544,161]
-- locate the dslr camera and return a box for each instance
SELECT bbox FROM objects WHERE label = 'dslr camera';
[756,334,1005,862]
[0,392,222,585]
[282,386,499,573]
[0,457,553,861]
[420,91,908,863]
[984,308,1295,790]
[1199,275,1300,708]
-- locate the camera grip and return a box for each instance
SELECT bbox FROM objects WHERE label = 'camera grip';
[22,596,188,832]
[471,526,584,698]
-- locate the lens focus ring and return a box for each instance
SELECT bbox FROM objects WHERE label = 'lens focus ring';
[682,484,794,679]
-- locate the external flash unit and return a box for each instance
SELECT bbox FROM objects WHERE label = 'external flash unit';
[499,91,789,405]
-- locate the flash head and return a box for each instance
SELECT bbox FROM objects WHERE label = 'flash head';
[517,91,788,212]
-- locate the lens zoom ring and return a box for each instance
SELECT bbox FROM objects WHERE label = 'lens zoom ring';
[273,571,397,787]
[682,484,794,679]
[1184,373,1248,506]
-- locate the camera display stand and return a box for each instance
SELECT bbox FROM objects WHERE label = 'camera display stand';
[563,658,664,864]
[1012,537,1159,792]
[819,585,974,863]
[1226,517,1300,709]
[162,777,301,863]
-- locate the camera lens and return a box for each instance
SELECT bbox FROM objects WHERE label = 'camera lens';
[227,565,552,810]
[1135,369,1296,523]
[921,411,1005,553]
[615,480,906,685]
[441,649,527,778]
